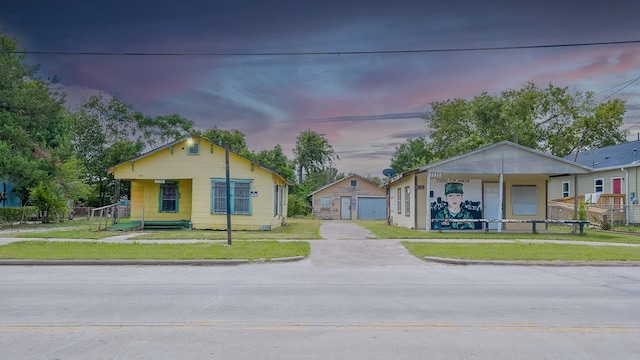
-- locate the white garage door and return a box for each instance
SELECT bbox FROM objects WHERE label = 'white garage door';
[357,197,386,220]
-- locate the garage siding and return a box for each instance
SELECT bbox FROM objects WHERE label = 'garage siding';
[357,197,386,220]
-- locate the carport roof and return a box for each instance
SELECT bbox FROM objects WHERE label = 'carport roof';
[417,141,591,175]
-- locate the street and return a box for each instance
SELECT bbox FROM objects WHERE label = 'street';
[1,242,639,359]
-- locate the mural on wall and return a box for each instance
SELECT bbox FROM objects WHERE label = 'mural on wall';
[431,178,482,230]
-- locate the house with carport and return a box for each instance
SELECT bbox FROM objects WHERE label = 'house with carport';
[383,141,591,232]
[108,135,290,230]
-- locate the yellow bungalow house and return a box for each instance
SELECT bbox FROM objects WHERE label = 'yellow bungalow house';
[108,135,290,230]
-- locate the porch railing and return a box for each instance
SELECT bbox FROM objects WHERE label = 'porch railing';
[89,203,119,231]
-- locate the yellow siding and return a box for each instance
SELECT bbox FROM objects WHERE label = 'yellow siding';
[111,138,288,230]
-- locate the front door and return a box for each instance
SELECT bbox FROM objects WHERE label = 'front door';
[483,183,500,230]
[341,197,352,220]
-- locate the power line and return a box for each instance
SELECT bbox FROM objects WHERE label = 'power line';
[2,40,639,57]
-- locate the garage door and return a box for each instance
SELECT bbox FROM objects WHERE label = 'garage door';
[357,197,386,220]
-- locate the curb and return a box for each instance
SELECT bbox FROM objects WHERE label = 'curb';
[0,256,307,266]
[424,256,640,267]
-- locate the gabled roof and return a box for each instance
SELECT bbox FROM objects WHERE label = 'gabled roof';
[417,141,591,175]
[308,174,378,197]
[383,141,591,187]
[565,140,640,170]
[107,135,292,184]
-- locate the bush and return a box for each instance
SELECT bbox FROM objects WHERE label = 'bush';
[287,193,311,217]
[29,182,68,223]
[0,207,24,223]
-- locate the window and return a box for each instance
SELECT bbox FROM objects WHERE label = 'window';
[320,197,330,210]
[211,179,253,215]
[350,180,357,187]
[187,141,200,155]
[159,182,178,212]
[397,188,402,214]
[562,181,570,198]
[594,178,604,193]
[511,185,538,215]
[274,185,284,215]
[404,186,411,216]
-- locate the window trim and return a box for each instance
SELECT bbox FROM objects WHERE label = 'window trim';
[562,181,570,198]
[397,188,402,214]
[404,186,411,216]
[320,196,331,211]
[187,141,200,155]
[594,178,604,193]
[211,178,253,215]
[159,181,179,213]
[350,179,358,187]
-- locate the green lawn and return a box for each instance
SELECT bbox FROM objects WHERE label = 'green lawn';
[357,220,640,244]
[1,218,321,240]
[0,241,310,260]
[402,242,640,261]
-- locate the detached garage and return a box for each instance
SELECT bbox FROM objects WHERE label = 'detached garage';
[309,174,387,220]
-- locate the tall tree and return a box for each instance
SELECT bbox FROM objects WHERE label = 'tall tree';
[390,136,433,173]
[293,129,338,184]
[199,127,249,154]
[425,82,627,160]
[0,29,74,202]
[247,144,296,184]
[71,94,193,206]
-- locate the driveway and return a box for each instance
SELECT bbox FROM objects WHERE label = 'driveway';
[307,221,426,267]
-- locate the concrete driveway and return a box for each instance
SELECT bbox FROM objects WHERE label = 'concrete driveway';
[308,221,426,267]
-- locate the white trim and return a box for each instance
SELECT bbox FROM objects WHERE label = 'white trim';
[562,181,570,198]
[594,177,604,193]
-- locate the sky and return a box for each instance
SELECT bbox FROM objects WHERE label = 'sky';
[2,0,640,177]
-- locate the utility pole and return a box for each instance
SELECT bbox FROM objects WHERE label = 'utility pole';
[225,144,232,245]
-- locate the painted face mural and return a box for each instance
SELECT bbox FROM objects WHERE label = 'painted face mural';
[431,179,482,230]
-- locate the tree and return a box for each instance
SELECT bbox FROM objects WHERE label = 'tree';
[0,29,74,203]
[71,94,193,206]
[424,82,627,159]
[390,136,433,173]
[293,129,338,184]
[247,144,296,184]
[199,127,249,154]
[288,167,344,217]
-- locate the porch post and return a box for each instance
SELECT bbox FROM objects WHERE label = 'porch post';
[426,171,431,232]
[573,174,579,234]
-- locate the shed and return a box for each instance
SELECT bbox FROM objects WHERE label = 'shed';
[309,174,386,220]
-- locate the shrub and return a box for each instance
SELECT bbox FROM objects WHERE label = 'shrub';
[0,207,24,223]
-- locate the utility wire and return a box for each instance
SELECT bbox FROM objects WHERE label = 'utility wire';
[2,40,639,57]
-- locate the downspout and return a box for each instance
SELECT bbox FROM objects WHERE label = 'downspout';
[622,167,629,225]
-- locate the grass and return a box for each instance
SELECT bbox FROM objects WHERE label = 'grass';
[0,241,310,260]
[0,218,90,230]
[132,218,321,240]
[7,229,124,239]
[0,218,321,241]
[402,242,640,262]
[357,220,640,244]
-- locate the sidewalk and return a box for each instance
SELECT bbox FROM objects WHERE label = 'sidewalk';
[1,221,639,266]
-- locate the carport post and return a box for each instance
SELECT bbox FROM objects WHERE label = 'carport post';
[498,173,503,233]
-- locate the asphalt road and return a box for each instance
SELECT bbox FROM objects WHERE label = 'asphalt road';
[0,222,639,359]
